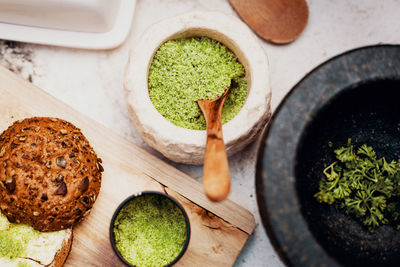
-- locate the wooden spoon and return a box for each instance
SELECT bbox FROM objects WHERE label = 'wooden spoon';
[229,0,309,44]
[197,85,231,202]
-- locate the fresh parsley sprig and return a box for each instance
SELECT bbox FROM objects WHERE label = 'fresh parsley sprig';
[315,139,400,232]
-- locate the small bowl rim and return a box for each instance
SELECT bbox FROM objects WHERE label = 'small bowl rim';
[109,191,191,267]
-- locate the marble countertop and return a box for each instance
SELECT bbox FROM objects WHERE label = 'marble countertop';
[1,0,399,266]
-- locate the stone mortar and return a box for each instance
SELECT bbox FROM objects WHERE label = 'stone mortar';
[124,12,271,165]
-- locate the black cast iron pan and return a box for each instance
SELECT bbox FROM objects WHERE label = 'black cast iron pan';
[256,45,400,267]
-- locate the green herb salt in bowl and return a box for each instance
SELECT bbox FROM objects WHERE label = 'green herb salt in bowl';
[110,192,190,267]
[124,12,271,164]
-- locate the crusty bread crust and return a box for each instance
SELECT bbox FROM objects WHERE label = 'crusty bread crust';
[48,229,73,267]
[0,117,103,232]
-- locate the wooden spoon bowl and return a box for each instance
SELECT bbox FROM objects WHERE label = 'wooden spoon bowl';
[229,0,309,43]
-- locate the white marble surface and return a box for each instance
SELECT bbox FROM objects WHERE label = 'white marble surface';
[1,0,400,266]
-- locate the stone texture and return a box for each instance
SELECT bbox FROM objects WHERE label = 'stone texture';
[124,12,271,165]
[257,46,400,267]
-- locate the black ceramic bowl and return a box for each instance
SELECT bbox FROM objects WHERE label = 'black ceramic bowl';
[110,191,191,267]
[256,45,400,267]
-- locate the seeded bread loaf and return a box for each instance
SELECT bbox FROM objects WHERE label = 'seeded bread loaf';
[0,117,103,232]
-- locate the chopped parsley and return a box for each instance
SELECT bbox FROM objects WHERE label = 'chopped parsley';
[315,139,400,232]
[148,37,247,130]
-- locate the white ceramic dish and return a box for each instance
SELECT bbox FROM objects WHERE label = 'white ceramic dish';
[124,12,271,165]
[0,0,136,49]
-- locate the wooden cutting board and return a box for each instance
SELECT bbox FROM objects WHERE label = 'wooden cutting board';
[0,66,255,266]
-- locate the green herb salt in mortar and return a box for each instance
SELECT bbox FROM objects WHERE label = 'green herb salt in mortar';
[148,37,248,130]
[113,194,187,267]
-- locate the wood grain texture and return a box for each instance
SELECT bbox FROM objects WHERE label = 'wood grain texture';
[229,0,309,43]
[0,66,255,266]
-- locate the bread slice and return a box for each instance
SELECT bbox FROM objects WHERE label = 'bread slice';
[48,230,73,267]
[0,212,73,267]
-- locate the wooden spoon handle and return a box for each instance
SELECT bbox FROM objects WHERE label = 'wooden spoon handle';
[203,128,231,202]
[198,96,231,202]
